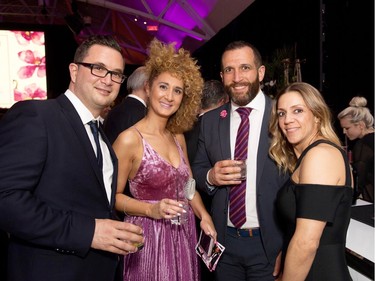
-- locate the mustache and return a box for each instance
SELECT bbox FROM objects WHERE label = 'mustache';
[229,82,251,88]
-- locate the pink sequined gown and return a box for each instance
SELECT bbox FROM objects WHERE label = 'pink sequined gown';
[123,129,199,281]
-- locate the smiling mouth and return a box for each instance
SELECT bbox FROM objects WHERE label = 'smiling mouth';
[234,84,246,89]
[160,102,172,108]
[285,128,298,133]
[96,87,111,95]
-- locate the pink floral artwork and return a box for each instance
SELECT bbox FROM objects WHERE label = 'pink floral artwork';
[14,83,47,101]
[0,30,47,108]
[17,50,46,79]
[12,31,45,46]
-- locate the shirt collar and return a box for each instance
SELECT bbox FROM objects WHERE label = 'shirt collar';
[127,94,147,107]
[231,89,265,113]
[64,89,97,125]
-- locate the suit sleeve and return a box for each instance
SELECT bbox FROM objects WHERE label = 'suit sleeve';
[192,114,217,196]
[0,101,95,257]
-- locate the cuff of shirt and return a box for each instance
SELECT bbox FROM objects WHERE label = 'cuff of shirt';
[206,171,215,192]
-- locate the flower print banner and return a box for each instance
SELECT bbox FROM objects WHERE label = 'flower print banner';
[0,30,47,108]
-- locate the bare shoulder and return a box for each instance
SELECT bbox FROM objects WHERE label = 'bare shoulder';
[299,142,346,185]
[113,127,142,153]
[175,133,186,144]
[305,142,343,161]
[175,133,188,152]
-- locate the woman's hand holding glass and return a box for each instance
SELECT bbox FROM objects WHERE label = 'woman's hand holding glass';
[148,198,187,220]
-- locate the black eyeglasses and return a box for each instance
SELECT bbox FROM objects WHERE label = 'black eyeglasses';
[75,62,126,84]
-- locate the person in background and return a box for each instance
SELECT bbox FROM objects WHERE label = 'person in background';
[105,66,149,205]
[185,79,228,164]
[113,38,216,281]
[104,66,148,144]
[99,103,113,123]
[338,96,374,202]
[0,35,144,281]
[192,40,288,281]
[269,82,353,281]
[185,79,228,281]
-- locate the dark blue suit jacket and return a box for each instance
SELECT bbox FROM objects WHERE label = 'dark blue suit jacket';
[0,94,119,281]
[192,95,288,266]
[104,96,147,144]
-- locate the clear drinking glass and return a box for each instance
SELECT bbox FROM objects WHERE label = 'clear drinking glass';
[170,179,189,225]
[235,159,247,180]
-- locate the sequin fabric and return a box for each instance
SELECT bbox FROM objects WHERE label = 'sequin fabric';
[123,131,199,281]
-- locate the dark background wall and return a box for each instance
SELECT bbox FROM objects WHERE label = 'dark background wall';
[193,0,374,142]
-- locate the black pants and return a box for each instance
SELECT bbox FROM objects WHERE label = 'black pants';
[215,229,275,281]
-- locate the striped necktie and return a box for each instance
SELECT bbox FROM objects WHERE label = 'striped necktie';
[229,107,252,228]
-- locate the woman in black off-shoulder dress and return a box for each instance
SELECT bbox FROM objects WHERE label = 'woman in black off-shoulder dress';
[269,82,353,281]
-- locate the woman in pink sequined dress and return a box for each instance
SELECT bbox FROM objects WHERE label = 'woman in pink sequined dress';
[113,39,217,281]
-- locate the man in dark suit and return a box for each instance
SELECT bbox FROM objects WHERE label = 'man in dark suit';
[185,79,228,281]
[0,35,144,281]
[104,66,148,144]
[104,66,148,204]
[185,79,228,164]
[192,41,288,281]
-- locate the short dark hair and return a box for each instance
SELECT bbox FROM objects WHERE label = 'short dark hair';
[73,35,123,64]
[201,80,227,110]
[221,40,263,69]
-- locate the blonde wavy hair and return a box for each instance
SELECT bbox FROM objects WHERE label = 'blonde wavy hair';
[269,82,341,173]
[144,39,203,134]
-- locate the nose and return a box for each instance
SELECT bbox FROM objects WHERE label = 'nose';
[100,72,112,84]
[342,128,347,135]
[232,69,242,83]
[165,89,174,101]
[283,112,293,124]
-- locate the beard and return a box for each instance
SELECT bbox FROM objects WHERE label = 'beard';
[224,76,260,106]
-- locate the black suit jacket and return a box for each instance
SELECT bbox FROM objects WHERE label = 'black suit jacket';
[192,95,288,266]
[184,115,202,164]
[0,94,119,281]
[104,96,147,144]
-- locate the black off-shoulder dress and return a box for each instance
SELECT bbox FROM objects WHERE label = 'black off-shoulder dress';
[277,140,353,281]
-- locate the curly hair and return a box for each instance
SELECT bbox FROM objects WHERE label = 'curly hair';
[269,82,341,173]
[144,39,203,134]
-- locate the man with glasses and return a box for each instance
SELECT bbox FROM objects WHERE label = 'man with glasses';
[0,35,144,281]
[74,62,126,84]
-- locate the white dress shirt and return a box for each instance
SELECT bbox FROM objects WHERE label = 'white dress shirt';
[65,90,113,203]
[228,90,265,228]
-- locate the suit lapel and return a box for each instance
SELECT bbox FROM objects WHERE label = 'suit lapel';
[56,95,110,203]
[99,124,118,208]
[219,103,232,160]
[256,96,273,187]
